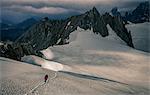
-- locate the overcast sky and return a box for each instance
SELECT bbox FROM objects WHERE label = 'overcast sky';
[0,0,147,23]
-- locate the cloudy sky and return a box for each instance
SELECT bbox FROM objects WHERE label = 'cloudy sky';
[0,0,146,23]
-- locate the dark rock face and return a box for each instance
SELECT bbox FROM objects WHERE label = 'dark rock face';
[125,1,150,23]
[16,18,66,50]
[111,7,121,17]
[0,43,42,60]
[103,13,134,47]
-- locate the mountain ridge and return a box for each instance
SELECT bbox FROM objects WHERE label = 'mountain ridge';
[0,7,142,60]
[16,7,134,50]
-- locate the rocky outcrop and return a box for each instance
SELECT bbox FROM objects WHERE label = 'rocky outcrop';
[54,7,133,47]
[103,13,134,47]
[111,7,121,17]
[16,18,66,50]
[0,42,42,60]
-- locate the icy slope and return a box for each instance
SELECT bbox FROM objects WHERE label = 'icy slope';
[126,22,150,52]
[40,48,54,60]
[106,24,126,45]
[49,26,149,94]
[21,55,64,71]
[68,27,132,51]
[0,24,149,95]
[0,50,149,95]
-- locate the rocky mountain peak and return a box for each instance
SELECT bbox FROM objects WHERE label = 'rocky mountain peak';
[111,7,121,17]
[132,1,149,16]
[124,1,149,23]
[42,17,49,22]
[87,6,100,16]
[92,7,99,14]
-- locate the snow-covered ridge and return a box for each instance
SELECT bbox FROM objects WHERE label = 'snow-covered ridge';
[68,26,127,46]
[68,22,149,53]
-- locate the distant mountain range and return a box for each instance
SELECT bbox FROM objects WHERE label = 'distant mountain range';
[0,18,38,41]
[111,1,149,23]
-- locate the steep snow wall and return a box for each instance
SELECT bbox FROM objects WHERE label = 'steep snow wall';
[126,22,150,52]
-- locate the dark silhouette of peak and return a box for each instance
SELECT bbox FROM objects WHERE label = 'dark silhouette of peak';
[91,7,100,15]
[132,1,149,16]
[125,1,149,23]
[92,7,98,12]
[42,17,49,22]
[111,7,121,17]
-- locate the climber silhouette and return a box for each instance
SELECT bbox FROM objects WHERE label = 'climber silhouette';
[44,75,48,83]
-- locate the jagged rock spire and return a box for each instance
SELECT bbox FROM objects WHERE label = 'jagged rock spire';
[92,6,100,15]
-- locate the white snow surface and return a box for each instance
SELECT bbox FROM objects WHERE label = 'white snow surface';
[0,42,4,46]
[65,21,71,29]
[40,47,54,60]
[127,21,133,24]
[21,55,63,71]
[67,27,131,51]
[68,30,78,42]
[0,24,149,95]
[126,22,150,52]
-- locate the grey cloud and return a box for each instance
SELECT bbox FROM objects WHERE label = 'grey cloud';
[0,0,147,23]
[1,0,146,13]
[3,5,81,15]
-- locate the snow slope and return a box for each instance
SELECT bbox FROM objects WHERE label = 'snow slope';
[21,55,64,71]
[69,26,126,46]
[126,22,150,52]
[40,48,54,60]
[0,25,149,95]
[0,42,4,46]
[0,50,149,95]
[106,24,126,45]
[68,27,132,51]
[50,27,149,94]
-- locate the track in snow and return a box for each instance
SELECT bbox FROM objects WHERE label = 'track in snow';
[24,72,57,95]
